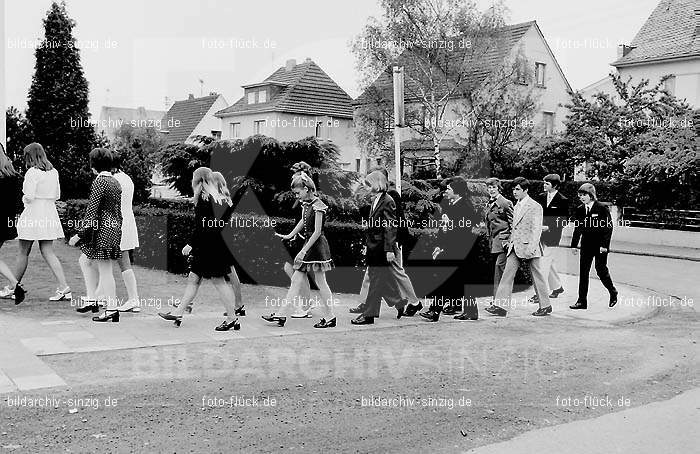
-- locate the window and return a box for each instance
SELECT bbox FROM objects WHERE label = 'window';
[663,75,676,95]
[535,62,546,87]
[356,159,361,173]
[230,123,241,138]
[211,130,221,140]
[516,61,528,85]
[376,158,382,166]
[258,90,267,103]
[247,92,256,104]
[315,122,322,138]
[253,120,266,135]
[543,112,554,136]
[366,159,371,173]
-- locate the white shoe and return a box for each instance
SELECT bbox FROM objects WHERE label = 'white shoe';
[291,308,312,318]
[0,285,14,299]
[115,299,141,312]
[49,287,72,301]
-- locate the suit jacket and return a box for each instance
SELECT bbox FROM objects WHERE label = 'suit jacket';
[483,194,513,253]
[365,192,397,265]
[509,195,543,259]
[387,188,409,246]
[436,197,479,262]
[537,191,569,247]
[570,201,613,251]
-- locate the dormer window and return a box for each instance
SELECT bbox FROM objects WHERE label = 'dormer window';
[248,92,256,104]
[259,90,267,103]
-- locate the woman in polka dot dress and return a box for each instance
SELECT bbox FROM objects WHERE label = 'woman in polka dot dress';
[69,148,123,322]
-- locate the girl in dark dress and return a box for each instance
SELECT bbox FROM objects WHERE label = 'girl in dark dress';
[264,172,336,328]
[0,144,26,304]
[158,167,240,331]
[69,148,123,322]
[212,171,245,316]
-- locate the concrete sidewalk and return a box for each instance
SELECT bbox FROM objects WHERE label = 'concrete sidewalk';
[0,272,654,393]
[466,387,700,454]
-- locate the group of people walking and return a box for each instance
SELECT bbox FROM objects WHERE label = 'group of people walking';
[0,143,143,322]
[1,140,618,331]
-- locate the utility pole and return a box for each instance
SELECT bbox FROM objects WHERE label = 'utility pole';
[392,66,405,195]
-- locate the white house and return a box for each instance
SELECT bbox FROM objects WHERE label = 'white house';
[215,58,358,170]
[580,0,700,108]
[353,20,573,176]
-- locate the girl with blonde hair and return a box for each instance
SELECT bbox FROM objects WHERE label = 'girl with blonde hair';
[264,171,336,328]
[158,167,241,331]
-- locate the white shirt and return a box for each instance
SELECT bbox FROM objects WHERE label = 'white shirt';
[371,193,382,214]
[546,190,557,207]
[584,201,594,214]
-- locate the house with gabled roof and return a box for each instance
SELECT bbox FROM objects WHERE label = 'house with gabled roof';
[353,20,572,175]
[581,0,699,107]
[215,58,358,170]
[160,93,228,144]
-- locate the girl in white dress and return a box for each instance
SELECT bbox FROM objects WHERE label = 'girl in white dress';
[13,143,71,301]
[111,153,141,312]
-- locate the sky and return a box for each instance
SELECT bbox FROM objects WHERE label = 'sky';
[3,0,663,118]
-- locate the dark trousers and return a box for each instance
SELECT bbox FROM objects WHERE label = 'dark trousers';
[363,262,403,318]
[429,260,477,317]
[578,248,616,301]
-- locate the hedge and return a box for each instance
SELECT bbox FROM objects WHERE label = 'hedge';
[61,200,532,296]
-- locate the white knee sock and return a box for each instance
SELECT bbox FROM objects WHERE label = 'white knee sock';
[122,270,139,303]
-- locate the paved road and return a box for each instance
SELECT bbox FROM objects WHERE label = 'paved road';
[552,248,699,306]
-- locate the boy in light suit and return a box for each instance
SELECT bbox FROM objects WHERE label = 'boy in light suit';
[486,177,552,317]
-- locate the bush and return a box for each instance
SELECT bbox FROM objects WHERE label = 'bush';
[62,199,532,296]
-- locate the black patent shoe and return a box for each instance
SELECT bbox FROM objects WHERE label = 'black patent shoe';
[314,317,336,328]
[404,301,423,317]
[158,312,183,326]
[215,318,240,331]
[569,301,587,310]
[93,310,119,322]
[609,290,618,308]
[442,305,459,315]
[549,287,564,298]
[262,314,286,327]
[532,305,552,316]
[77,300,99,313]
[235,305,246,316]
[484,304,507,317]
[454,312,478,321]
[351,315,374,325]
[419,310,439,322]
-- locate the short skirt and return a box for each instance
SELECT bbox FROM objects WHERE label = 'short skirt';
[17,200,65,241]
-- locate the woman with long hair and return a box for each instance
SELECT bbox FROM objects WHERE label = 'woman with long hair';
[69,148,123,322]
[181,171,246,317]
[264,171,336,328]
[0,144,26,304]
[158,167,240,331]
[13,143,70,302]
[110,152,141,313]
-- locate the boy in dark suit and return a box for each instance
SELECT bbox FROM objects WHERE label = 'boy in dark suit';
[570,183,618,309]
[528,174,567,304]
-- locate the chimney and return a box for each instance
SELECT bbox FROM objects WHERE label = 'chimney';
[209,91,217,96]
[188,94,195,100]
[305,57,312,63]
[285,59,296,72]
[617,44,635,59]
